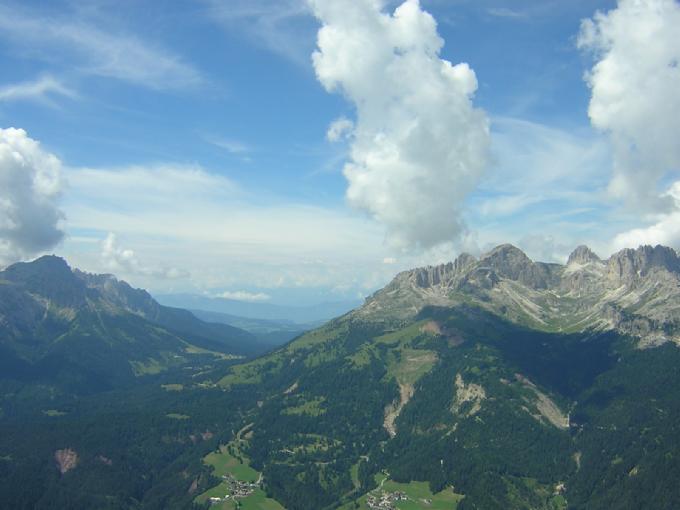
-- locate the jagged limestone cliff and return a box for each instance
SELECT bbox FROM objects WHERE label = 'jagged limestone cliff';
[358,244,680,347]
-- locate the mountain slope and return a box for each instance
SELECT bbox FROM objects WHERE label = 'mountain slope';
[0,256,262,394]
[203,244,680,510]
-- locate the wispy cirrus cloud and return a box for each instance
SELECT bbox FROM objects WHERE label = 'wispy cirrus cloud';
[0,3,203,91]
[59,160,400,295]
[0,75,77,105]
[202,0,315,66]
[205,136,252,155]
[486,7,528,19]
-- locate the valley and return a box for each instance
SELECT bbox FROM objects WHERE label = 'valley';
[2,245,680,509]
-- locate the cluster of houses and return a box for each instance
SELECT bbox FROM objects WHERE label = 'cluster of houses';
[366,490,409,509]
[208,474,260,505]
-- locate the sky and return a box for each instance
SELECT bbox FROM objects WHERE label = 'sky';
[1,0,679,305]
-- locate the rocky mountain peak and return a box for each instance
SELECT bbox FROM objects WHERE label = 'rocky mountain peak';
[1,255,86,307]
[480,244,531,271]
[567,245,601,266]
[4,255,71,278]
[74,270,160,318]
[477,244,555,289]
[358,242,680,337]
[607,245,680,282]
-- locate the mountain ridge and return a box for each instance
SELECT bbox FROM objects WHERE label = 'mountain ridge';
[358,244,680,347]
[0,255,264,393]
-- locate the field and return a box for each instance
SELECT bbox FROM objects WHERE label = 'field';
[203,445,259,482]
[195,439,285,509]
[42,409,68,417]
[165,413,190,420]
[340,474,463,510]
[381,480,463,509]
[161,383,184,391]
[198,488,284,510]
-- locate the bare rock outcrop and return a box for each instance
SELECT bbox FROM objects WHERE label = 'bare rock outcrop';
[55,448,78,475]
[358,243,680,348]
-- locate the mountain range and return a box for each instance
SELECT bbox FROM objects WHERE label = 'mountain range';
[360,243,680,345]
[2,245,680,509]
[0,255,266,394]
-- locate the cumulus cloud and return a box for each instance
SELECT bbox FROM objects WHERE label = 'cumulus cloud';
[0,128,64,265]
[214,290,271,302]
[578,0,680,211]
[611,182,680,250]
[309,0,490,251]
[326,117,354,142]
[101,233,189,280]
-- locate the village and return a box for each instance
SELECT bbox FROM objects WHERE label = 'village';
[208,473,262,505]
[366,490,416,510]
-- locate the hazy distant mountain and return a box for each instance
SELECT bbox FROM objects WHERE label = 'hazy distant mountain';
[188,308,312,346]
[155,293,362,324]
[0,256,263,394]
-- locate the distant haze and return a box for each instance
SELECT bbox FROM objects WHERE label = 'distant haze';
[155,293,362,324]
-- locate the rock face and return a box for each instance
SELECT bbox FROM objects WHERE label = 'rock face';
[567,245,601,266]
[359,244,680,348]
[606,245,680,283]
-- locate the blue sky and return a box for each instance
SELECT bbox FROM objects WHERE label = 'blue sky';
[1,0,679,305]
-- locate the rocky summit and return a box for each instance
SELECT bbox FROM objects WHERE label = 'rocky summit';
[359,244,680,347]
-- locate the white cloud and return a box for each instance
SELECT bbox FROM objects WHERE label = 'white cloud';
[203,0,314,65]
[309,0,490,251]
[517,234,571,264]
[101,233,189,280]
[611,182,680,250]
[488,117,610,193]
[326,117,354,142]
[0,75,76,105]
[0,5,202,90]
[66,163,239,208]
[207,137,251,154]
[57,161,398,294]
[578,0,680,211]
[214,290,271,302]
[0,128,64,265]
[486,7,527,19]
